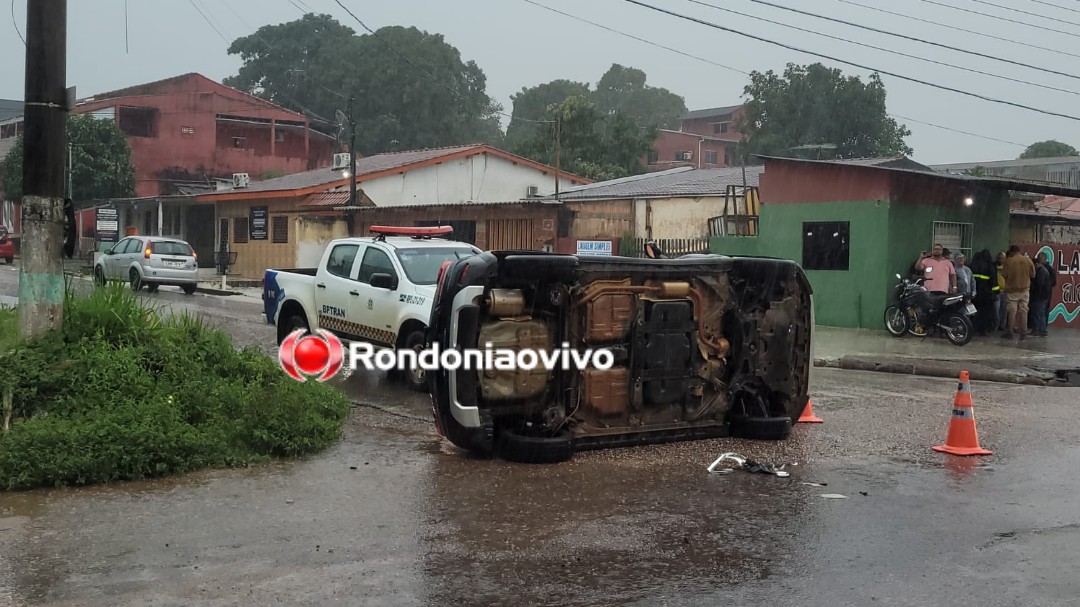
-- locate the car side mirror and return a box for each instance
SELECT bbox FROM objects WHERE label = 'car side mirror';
[370,272,396,290]
[104,248,113,255]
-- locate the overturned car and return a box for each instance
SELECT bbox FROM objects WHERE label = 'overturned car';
[427,251,814,463]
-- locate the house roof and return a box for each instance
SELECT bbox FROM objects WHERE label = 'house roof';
[760,155,936,172]
[553,165,763,201]
[929,156,1080,171]
[197,144,590,202]
[0,99,21,122]
[682,105,743,121]
[760,155,1080,198]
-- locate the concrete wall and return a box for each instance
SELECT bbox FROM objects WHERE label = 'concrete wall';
[359,154,579,207]
[215,197,305,277]
[297,216,349,268]
[355,203,559,251]
[645,131,734,171]
[563,200,634,244]
[633,195,734,239]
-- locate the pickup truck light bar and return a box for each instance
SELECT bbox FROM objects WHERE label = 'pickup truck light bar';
[370,225,455,241]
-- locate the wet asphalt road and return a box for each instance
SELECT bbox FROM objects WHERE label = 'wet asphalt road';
[2,264,1080,606]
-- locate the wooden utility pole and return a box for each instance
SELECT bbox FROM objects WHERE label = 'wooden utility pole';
[18,0,68,338]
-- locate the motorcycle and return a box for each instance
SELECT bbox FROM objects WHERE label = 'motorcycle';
[883,271,975,346]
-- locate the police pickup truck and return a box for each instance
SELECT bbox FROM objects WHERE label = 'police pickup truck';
[262,226,480,390]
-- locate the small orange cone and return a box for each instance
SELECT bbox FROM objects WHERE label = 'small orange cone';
[798,397,823,423]
[932,371,992,456]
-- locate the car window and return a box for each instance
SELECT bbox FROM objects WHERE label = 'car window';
[113,238,134,254]
[394,247,479,285]
[326,244,359,279]
[357,247,396,284]
[151,241,193,256]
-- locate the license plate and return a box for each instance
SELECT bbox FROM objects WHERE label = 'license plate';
[165,261,184,268]
[964,303,976,315]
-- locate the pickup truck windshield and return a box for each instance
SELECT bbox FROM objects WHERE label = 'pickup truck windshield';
[395,247,477,285]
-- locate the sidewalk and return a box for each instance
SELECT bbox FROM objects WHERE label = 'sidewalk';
[813,326,1080,386]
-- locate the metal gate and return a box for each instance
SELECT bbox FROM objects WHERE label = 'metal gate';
[932,221,974,258]
[486,219,535,250]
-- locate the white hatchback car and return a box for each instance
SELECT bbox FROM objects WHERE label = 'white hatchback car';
[94,236,199,294]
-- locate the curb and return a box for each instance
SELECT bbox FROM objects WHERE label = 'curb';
[814,356,1076,387]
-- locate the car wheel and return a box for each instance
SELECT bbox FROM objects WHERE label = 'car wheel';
[884,305,908,337]
[278,313,309,345]
[146,283,159,293]
[93,266,106,286]
[181,284,196,295]
[496,423,575,464]
[129,268,142,292]
[729,414,792,440]
[3,257,11,264]
[403,330,428,392]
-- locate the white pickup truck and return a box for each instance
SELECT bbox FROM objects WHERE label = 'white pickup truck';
[262,226,480,390]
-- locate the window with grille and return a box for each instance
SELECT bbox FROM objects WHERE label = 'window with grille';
[705,150,718,164]
[233,217,249,243]
[931,221,974,259]
[271,216,289,243]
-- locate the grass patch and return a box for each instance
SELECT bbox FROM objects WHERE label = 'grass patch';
[0,283,350,490]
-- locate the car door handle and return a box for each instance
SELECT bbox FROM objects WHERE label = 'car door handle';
[349,290,360,296]
[316,283,326,289]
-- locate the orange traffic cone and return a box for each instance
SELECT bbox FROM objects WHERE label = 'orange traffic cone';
[932,371,992,456]
[798,397,823,423]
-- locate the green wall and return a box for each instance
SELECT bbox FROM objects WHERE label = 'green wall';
[711,200,891,328]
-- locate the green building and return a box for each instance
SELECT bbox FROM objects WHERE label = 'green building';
[710,156,1079,329]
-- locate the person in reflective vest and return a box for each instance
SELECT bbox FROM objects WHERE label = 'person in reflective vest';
[969,249,999,337]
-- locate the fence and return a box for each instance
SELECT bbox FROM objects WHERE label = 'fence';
[621,237,712,258]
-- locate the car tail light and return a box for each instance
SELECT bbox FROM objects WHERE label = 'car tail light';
[144,244,152,258]
[436,260,452,285]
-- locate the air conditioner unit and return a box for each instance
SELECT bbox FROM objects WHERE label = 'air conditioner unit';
[232,173,250,188]
[526,185,540,197]
[680,151,694,161]
[332,153,352,170]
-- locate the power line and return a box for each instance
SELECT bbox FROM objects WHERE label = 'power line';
[329,0,554,124]
[1028,0,1080,14]
[834,0,1080,60]
[522,0,1027,148]
[621,0,1080,122]
[684,0,1080,96]
[914,0,1080,39]
[185,0,229,44]
[10,0,23,44]
[522,0,745,74]
[969,0,1080,27]
[739,0,1080,81]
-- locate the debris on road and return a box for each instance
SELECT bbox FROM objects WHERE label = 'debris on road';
[707,452,790,477]
[820,494,849,499]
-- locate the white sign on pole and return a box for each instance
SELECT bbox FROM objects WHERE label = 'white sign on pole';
[576,240,613,256]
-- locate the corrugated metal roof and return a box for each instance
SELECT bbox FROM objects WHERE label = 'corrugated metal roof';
[553,166,763,201]
[682,105,743,120]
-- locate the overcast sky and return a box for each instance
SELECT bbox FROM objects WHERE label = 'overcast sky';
[3,0,1079,165]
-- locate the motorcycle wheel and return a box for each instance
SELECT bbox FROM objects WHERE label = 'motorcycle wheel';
[944,314,973,346]
[884,305,909,337]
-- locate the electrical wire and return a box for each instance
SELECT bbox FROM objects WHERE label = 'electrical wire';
[913,0,1080,39]
[833,0,1080,60]
[969,0,1080,27]
[1029,0,1080,14]
[329,0,554,124]
[621,0,1080,122]
[185,0,230,44]
[738,0,1080,80]
[522,0,1026,148]
[11,0,24,44]
[684,0,1080,96]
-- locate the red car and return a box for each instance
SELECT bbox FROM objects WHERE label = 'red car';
[0,227,14,264]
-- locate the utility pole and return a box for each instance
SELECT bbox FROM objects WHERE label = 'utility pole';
[553,116,561,198]
[18,0,67,338]
[346,96,358,235]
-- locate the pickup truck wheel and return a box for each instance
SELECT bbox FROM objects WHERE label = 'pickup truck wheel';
[279,313,310,345]
[403,330,428,392]
[496,424,575,464]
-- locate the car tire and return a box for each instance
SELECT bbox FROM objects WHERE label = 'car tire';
[403,329,428,392]
[729,414,792,441]
[93,266,106,286]
[129,268,142,292]
[3,257,11,264]
[181,284,196,295]
[146,283,159,293]
[278,313,309,345]
[496,424,575,464]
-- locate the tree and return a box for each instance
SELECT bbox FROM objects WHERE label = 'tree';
[504,79,591,151]
[1018,140,1078,159]
[1,114,135,203]
[591,64,686,130]
[224,15,504,155]
[737,63,912,163]
[515,96,657,181]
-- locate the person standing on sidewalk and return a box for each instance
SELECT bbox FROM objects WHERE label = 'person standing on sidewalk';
[955,253,974,300]
[996,251,1008,332]
[1029,253,1052,337]
[969,249,998,336]
[915,243,957,294]
[1000,245,1036,340]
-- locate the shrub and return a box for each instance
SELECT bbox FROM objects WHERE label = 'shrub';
[0,284,350,490]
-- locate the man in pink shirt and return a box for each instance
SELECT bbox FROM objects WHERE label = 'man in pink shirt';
[915,243,957,293]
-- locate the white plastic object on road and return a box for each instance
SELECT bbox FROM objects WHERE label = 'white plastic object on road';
[707,452,745,474]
